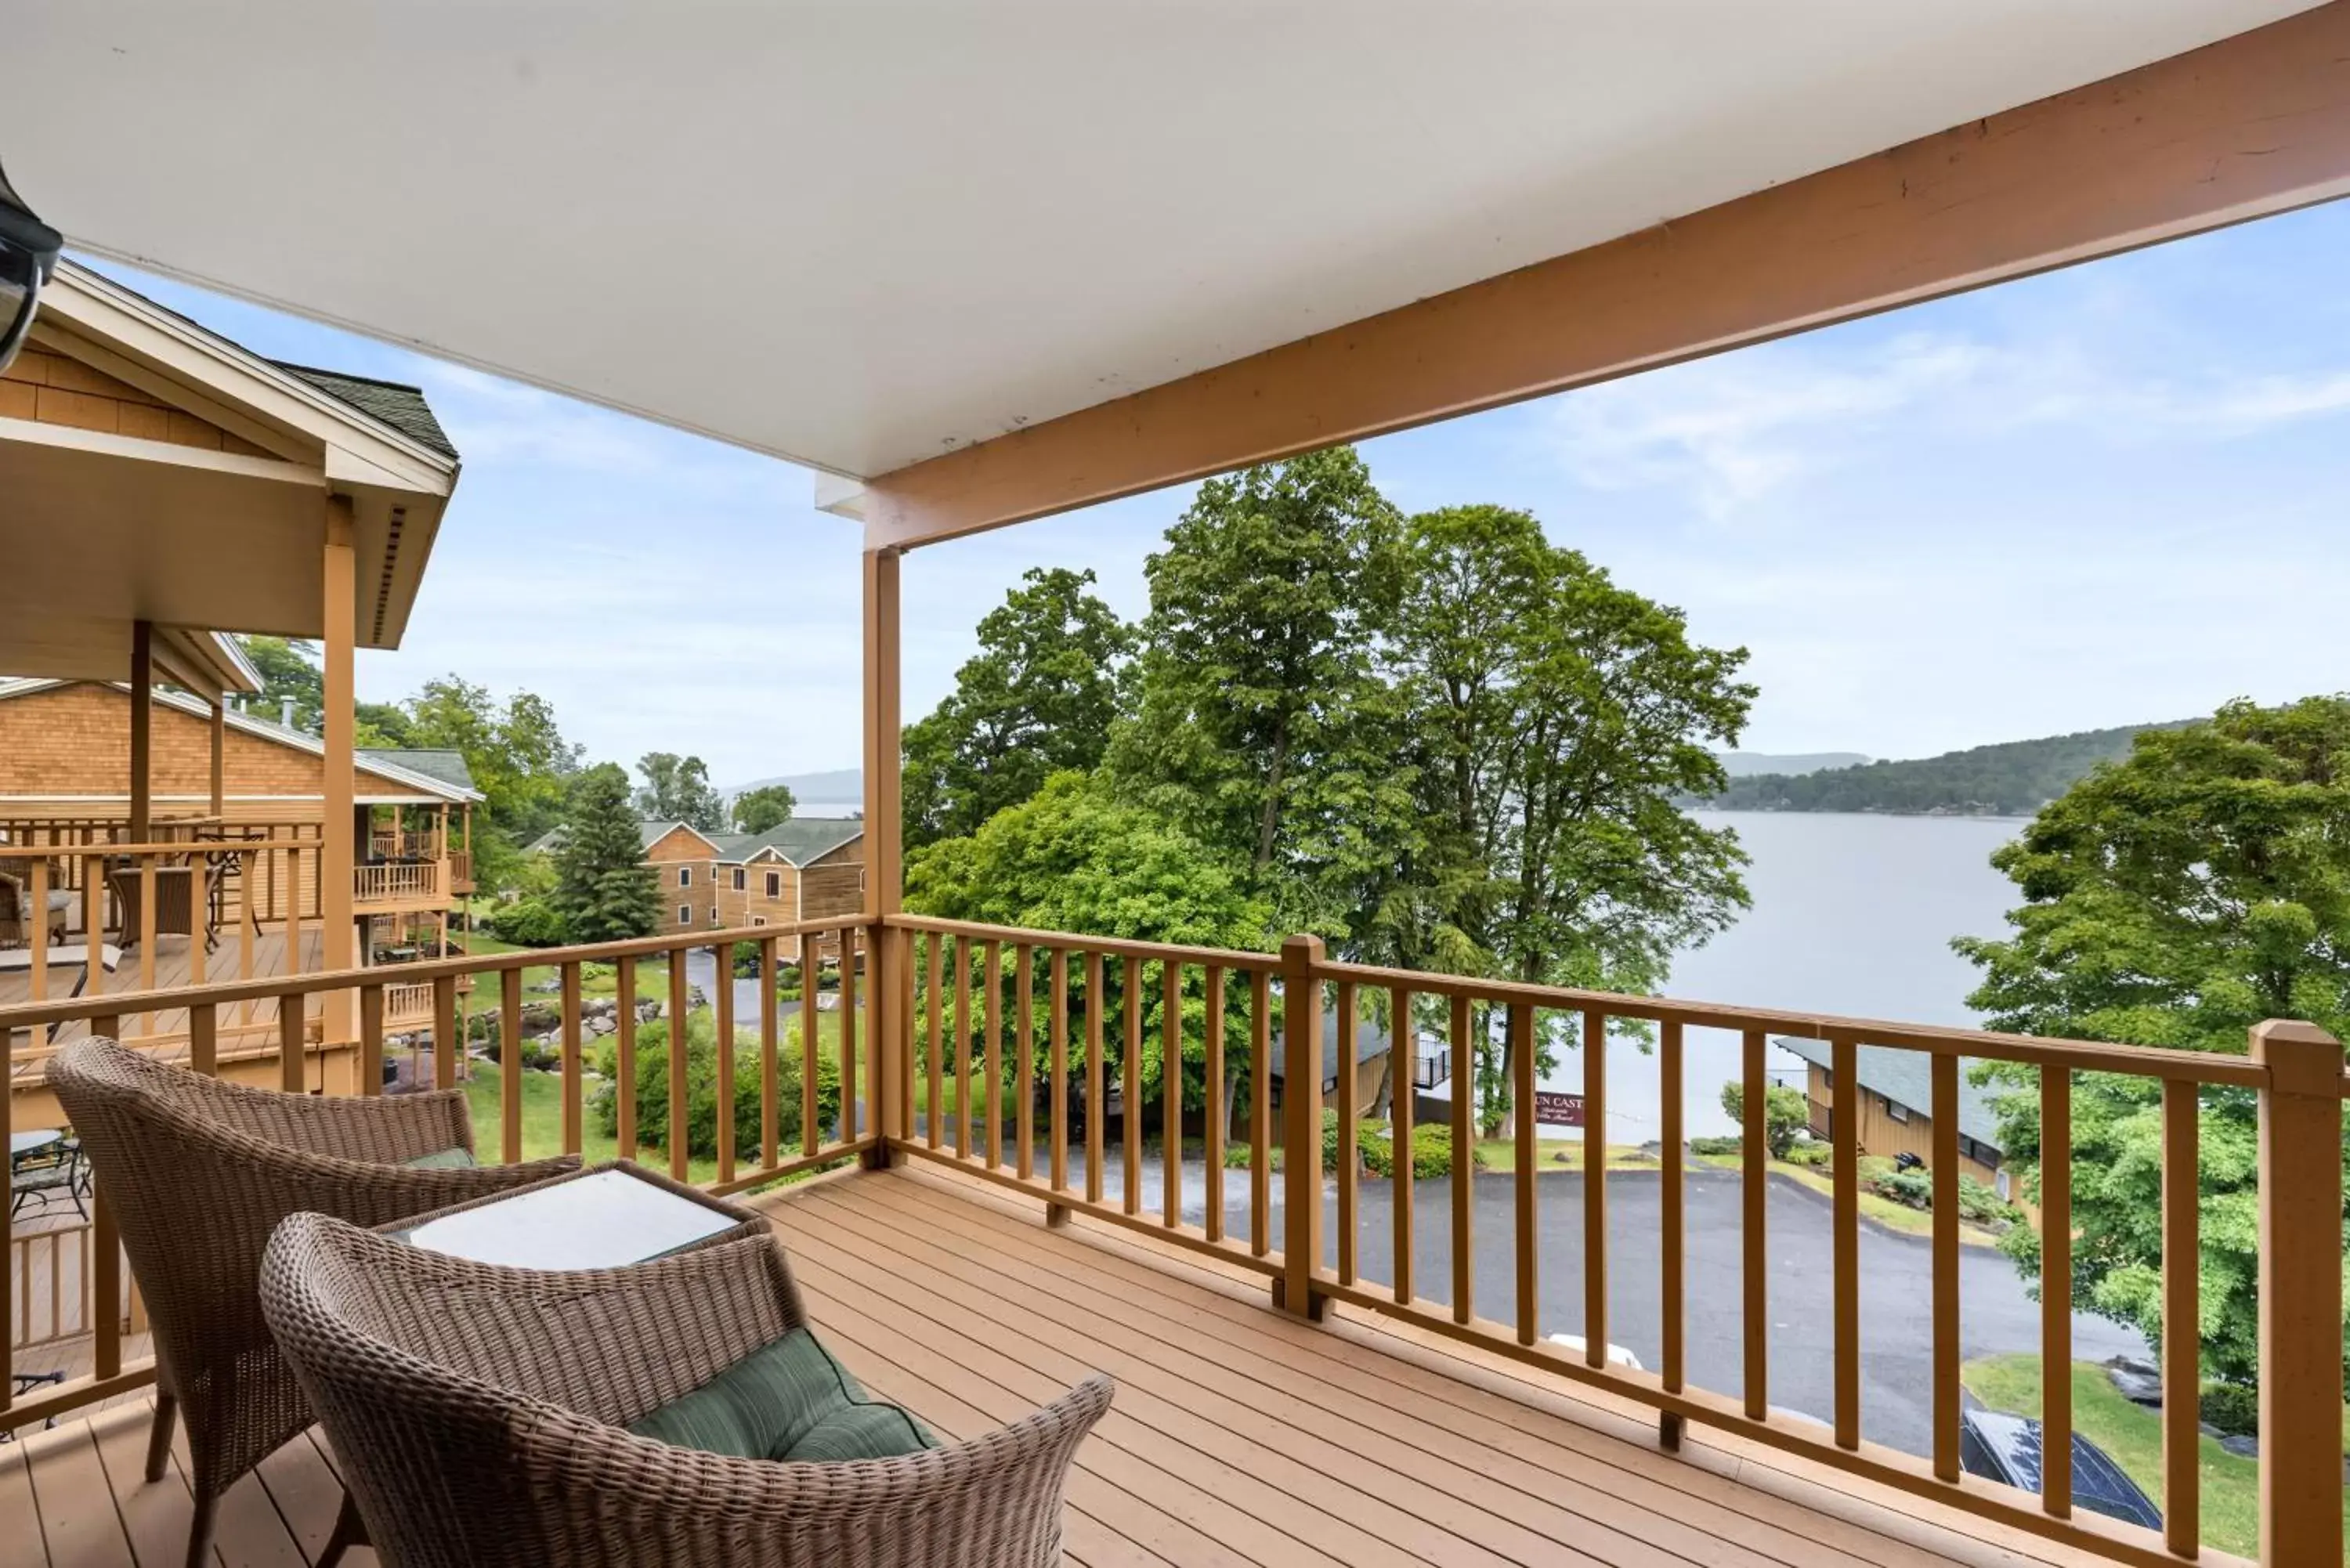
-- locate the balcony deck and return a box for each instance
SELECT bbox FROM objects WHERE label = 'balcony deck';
[2,927,327,1079]
[2,1160,2132,1568]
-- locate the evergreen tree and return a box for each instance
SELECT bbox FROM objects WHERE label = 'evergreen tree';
[555,763,663,942]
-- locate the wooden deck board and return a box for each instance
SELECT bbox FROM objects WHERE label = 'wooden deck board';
[4,1162,2150,1568]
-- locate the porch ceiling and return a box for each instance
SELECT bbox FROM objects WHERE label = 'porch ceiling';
[6,2,2322,482]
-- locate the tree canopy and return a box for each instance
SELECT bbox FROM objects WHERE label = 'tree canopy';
[552,761,663,943]
[636,752,724,832]
[1709,721,2183,816]
[1956,696,2350,1392]
[902,567,1133,851]
[403,677,582,891]
[732,782,797,835]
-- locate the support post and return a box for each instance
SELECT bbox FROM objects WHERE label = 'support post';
[861,545,904,1166]
[2251,1019,2345,1567]
[1278,934,1325,1320]
[127,620,153,842]
[208,696,225,819]
[320,495,358,1044]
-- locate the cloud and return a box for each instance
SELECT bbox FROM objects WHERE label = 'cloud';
[1542,328,2350,516]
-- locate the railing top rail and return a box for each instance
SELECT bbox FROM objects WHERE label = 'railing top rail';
[0,915,864,1031]
[0,840,286,858]
[885,912,1283,971]
[1309,955,2272,1089]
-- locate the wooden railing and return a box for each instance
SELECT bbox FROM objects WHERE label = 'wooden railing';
[352,858,443,906]
[0,914,877,1437]
[446,847,473,887]
[3,909,2341,1564]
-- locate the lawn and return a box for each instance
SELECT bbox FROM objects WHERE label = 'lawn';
[1689,1148,2005,1247]
[1961,1354,2350,1559]
[1473,1137,1661,1173]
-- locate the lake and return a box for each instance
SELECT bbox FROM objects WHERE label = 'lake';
[1535,810,2030,1141]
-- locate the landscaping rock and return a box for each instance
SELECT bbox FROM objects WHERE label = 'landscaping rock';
[588,1014,616,1036]
[2104,1355,2163,1406]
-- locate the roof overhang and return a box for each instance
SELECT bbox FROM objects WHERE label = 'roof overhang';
[5,2,2341,530]
[0,262,458,679]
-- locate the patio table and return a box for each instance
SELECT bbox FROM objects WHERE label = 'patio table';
[381,1161,765,1270]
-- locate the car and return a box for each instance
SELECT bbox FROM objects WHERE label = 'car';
[1958,1408,2162,1532]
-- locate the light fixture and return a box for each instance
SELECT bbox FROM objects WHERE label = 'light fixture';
[0,158,63,377]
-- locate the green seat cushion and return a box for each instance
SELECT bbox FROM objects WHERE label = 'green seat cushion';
[403,1146,477,1169]
[627,1327,933,1464]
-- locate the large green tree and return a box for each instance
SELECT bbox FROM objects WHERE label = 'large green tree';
[732,782,797,835]
[1108,447,1412,938]
[402,677,582,891]
[552,762,663,942]
[232,634,407,742]
[636,751,725,832]
[906,771,1268,1114]
[902,567,1133,851]
[1382,507,1753,1132]
[1957,697,2350,1392]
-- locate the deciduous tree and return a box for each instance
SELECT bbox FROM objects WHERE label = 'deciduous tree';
[902,568,1133,850]
[636,751,725,832]
[1957,697,2350,1393]
[732,782,797,835]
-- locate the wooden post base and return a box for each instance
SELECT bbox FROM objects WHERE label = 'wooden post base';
[1271,1277,1328,1321]
[1658,1412,1684,1452]
[1046,1202,1072,1228]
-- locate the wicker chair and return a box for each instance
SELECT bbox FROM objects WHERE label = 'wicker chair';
[48,1037,581,1568]
[261,1214,1113,1568]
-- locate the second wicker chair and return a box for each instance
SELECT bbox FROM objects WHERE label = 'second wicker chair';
[262,1213,1113,1568]
[49,1036,581,1568]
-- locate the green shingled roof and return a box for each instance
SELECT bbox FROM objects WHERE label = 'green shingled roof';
[272,362,459,460]
[359,748,476,794]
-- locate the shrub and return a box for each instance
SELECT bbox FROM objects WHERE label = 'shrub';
[1870,1167,1932,1209]
[488,895,568,948]
[1687,1134,1742,1157]
[1719,1081,1810,1159]
[1240,1109,1472,1178]
[591,1013,842,1161]
[1781,1139,1831,1169]
[2199,1381,2258,1437]
[1956,1173,2023,1229]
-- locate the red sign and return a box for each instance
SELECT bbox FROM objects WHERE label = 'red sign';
[1533,1091,1585,1128]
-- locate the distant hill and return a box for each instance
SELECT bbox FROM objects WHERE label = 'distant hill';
[1713,750,1870,779]
[1704,721,2190,817]
[724,768,862,805]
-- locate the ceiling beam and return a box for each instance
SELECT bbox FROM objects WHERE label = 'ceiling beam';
[865,0,2350,551]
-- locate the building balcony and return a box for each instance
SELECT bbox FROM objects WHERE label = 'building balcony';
[2,912,2339,1568]
[351,856,444,912]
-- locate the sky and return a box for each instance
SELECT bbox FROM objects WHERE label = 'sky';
[94,196,2350,788]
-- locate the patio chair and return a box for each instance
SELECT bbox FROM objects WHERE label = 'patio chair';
[0,866,67,948]
[261,1214,1112,1568]
[106,861,211,952]
[8,1136,87,1222]
[48,1036,581,1568]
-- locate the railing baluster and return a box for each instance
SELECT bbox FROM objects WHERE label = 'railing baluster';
[1516,1002,1539,1346]
[1931,1050,1961,1481]
[976,939,997,1164]
[761,935,780,1170]
[504,967,527,1164]
[360,983,385,1097]
[866,925,885,1155]
[432,974,457,1092]
[1162,959,1181,1227]
[1123,956,1143,1217]
[1742,1027,1768,1418]
[663,946,691,1174]
[27,859,47,1016]
[1581,1006,1606,1363]
[712,945,734,1182]
[1392,985,1415,1306]
[616,956,638,1156]
[1202,964,1224,1242]
[80,857,102,1018]
[1336,977,1358,1287]
[1016,945,1035,1178]
[561,961,586,1158]
[2039,1063,2073,1518]
[952,937,971,1158]
[842,926,861,1143]
[190,999,218,1079]
[1086,950,1106,1206]
[2160,1078,2200,1556]
[280,989,306,1093]
[1660,1021,1684,1429]
[925,934,944,1149]
[1250,968,1271,1256]
[136,858,157,1017]
[1831,1032,1860,1450]
[1050,948,1070,1196]
[238,850,256,1034]
[1451,992,1473,1325]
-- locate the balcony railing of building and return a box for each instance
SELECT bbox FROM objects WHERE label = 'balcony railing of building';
[352,856,443,908]
[2,911,2343,1565]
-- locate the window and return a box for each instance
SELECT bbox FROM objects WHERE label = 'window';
[1885,1097,1911,1124]
[765,871,782,898]
[732,866,746,891]
[677,866,692,887]
[677,903,692,925]
[753,916,768,927]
